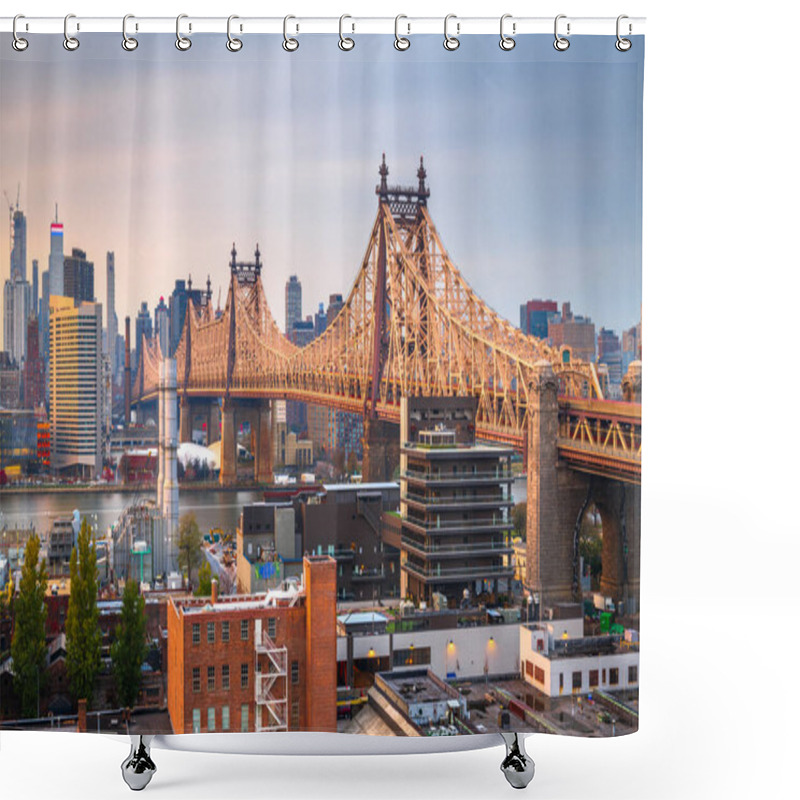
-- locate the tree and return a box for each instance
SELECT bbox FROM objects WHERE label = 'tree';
[110,580,147,710]
[177,512,203,586]
[332,448,346,477]
[10,533,48,718]
[512,502,527,539]
[194,561,213,597]
[65,518,101,708]
[346,450,358,476]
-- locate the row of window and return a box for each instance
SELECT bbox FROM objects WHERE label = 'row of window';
[190,702,301,733]
[526,661,638,690]
[191,661,300,692]
[191,617,277,645]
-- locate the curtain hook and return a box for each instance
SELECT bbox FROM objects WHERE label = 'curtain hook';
[283,15,299,52]
[339,15,355,51]
[122,15,138,51]
[12,15,29,52]
[227,15,243,51]
[443,14,460,51]
[394,15,410,51]
[176,14,191,51]
[499,14,515,51]
[63,13,80,51]
[553,14,570,51]
[616,15,632,51]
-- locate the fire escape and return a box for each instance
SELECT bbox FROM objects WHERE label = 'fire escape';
[254,620,288,731]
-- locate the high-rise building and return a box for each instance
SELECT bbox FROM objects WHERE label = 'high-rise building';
[548,302,596,363]
[3,277,31,365]
[399,397,515,607]
[0,351,21,409]
[597,328,622,386]
[48,214,64,297]
[49,296,103,479]
[11,208,26,282]
[39,268,50,361]
[326,293,344,327]
[313,302,327,337]
[23,316,45,409]
[621,321,642,374]
[106,252,118,380]
[519,299,558,339]
[154,296,170,356]
[168,278,204,356]
[134,302,153,377]
[285,275,302,337]
[63,248,94,304]
[31,259,38,314]
[290,317,315,347]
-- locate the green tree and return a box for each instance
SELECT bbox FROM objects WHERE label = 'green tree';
[512,502,527,539]
[10,534,48,718]
[110,580,147,710]
[177,512,203,586]
[65,518,101,708]
[579,510,603,587]
[194,561,213,597]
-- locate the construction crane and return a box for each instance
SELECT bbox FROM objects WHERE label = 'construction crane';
[2,188,14,253]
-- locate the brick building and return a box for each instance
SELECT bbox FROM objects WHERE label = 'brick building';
[167,555,336,734]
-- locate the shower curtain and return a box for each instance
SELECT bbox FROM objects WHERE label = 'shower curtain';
[0,24,643,740]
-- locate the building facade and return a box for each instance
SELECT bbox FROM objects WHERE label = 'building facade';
[63,248,94,304]
[49,296,103,478]
[399,397,515,607]
[519,299,558,339]
[167,555,337,734]
[285,275,302,337]
[548,302,596,363]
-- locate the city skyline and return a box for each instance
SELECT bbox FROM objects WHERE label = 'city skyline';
[0,33,642,342]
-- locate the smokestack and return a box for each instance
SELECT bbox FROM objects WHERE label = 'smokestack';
[157,360,164,511]
[124,316,131,426]
[160,358,179,575]
[211,578,218,605]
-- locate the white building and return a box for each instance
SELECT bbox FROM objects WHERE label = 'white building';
[519,615,639,698]
[49,296,102,478]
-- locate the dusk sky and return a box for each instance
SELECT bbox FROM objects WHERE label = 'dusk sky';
[1,33,643,338]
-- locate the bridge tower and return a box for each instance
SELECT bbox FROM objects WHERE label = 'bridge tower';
[526,360,641,615]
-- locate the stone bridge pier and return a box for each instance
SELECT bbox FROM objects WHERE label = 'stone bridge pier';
[179,398,221,445]
[526,360,641,615]
[218,398,273,486]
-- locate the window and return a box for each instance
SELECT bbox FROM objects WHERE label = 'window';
[221,664,230,690]
[291,661,299,685]
[559,673,564,693]
[208,708,215,732]
[534,666,545,685]
[628,665,638,684]
[221,621,229,642]
[525,661,534,678]
[572,671,582,691]
[589,670,599,688]
[241,704,249,732]
[207,665,216,691]
[192,709,201,733]
[291,701,300,729]
[241,663,249,689]
[221,706,230,731]
[192,623,200,645]
[602,669,606,684]
[241,619,249,641]
[207,622,215,644]
[192,667,201,693]
[267,617,277,639]
[392,647,431,667]
[610,667,619,686]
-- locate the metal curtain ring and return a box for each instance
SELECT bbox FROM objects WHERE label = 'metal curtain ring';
[227,15,243,51]
[499,14,515,51]
[443,14,460,51]
[616,14,632,51]
[176,14,191,51]
[12,15,29,52]
[283,15,299,52]
[63,14,79,51]
[339,15,354,51]
[394,15,410,50]
[122,14,138,51]
[553,14,570,51]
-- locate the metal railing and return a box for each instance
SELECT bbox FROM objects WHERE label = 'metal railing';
[401,536,513,555]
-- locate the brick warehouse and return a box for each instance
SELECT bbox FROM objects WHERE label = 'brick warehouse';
[167,555,336,734]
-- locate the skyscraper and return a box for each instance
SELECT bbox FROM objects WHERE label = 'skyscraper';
[168,278,203,356]
[48,213,64,297]
[3,277,31,365]
[31,259,38,313]
[49,296,103,479]
[106,251,118,380]
[63,248,94,304]
[23,315,45,409]
[39,268,50,360]
[285,275,302,337]
[154,296,170,356]
[134,302,153,377]
[10,208,26,282]
[326,293,344,326]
